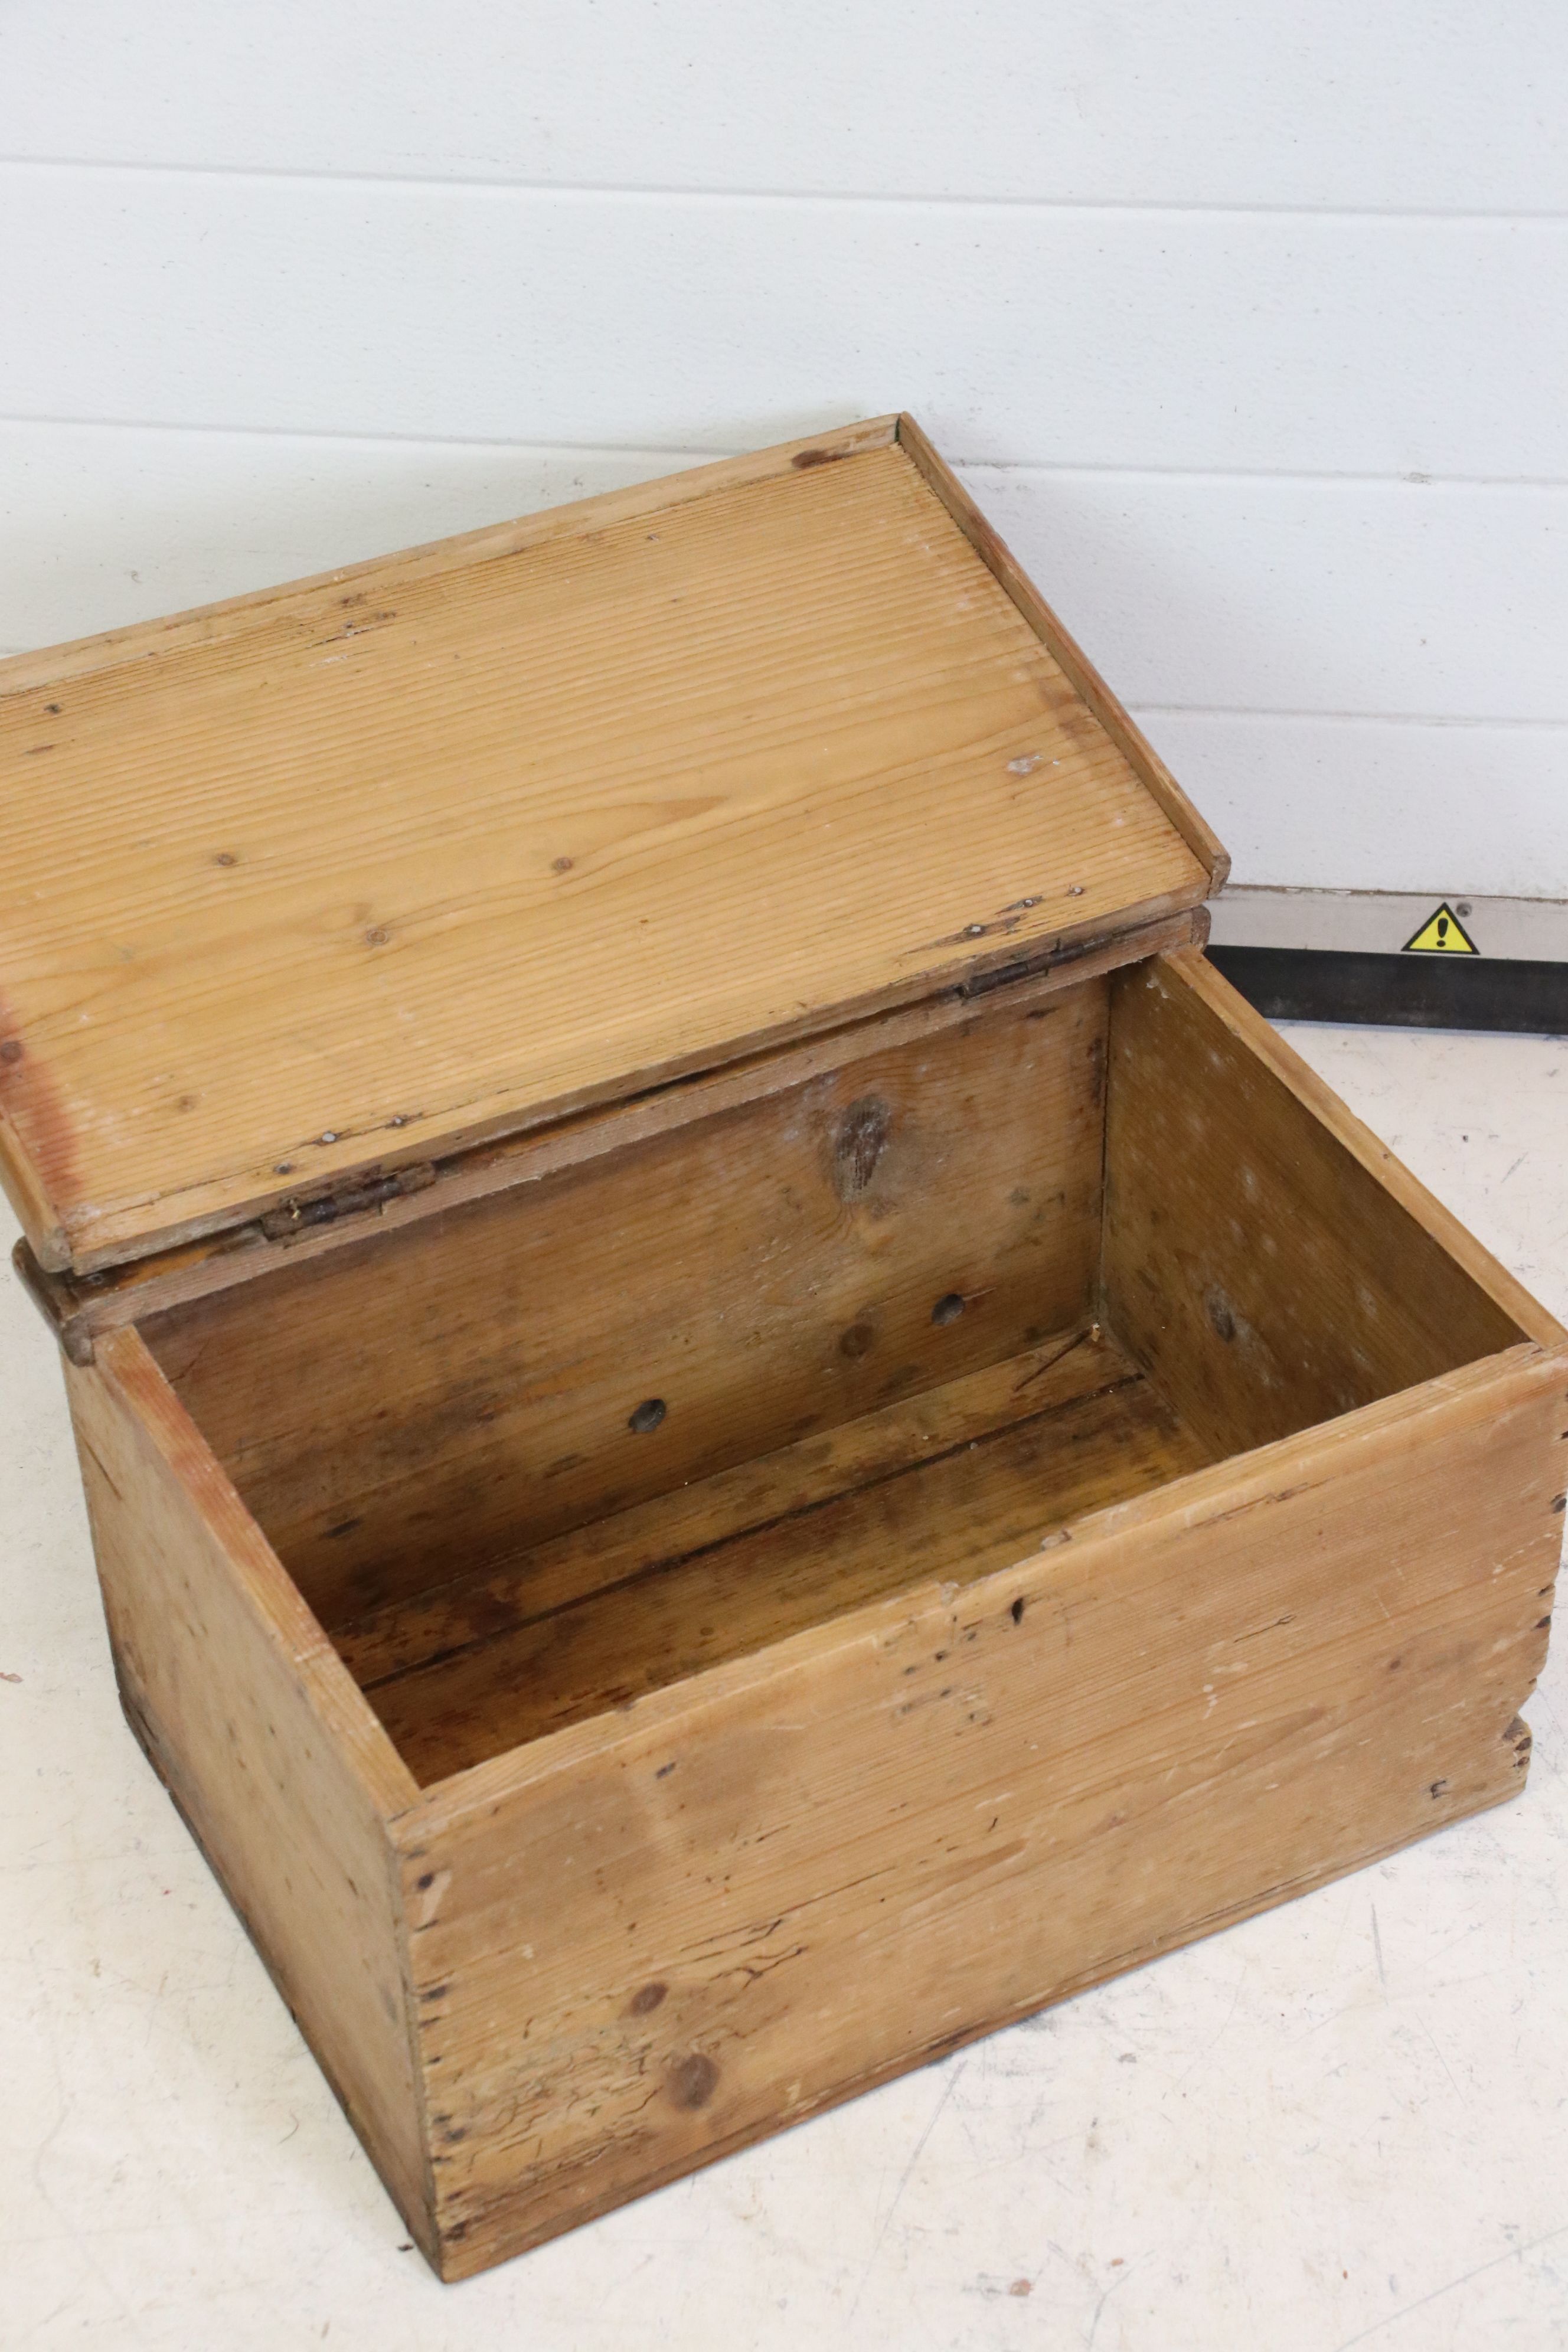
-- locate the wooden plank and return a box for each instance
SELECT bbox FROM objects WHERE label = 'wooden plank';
[896,413,1231,890]
[347,1333,1213,1780]
[141,979,1110,1632]
[0,417,901,696]
[11,421,1567,743]
[15,910,1207,1357]
[0,424,1208,1275]
[1150,949,1568,1348]
[393,1342,1566,2277]
[1102,950,1560,1458]
[334,1324,1130,1688]
[63,1328,433,2255]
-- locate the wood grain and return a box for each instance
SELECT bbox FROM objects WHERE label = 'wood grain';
[0,424,1211,1273]
[142,980,1110,1630]
[333,1325,1128,1688]
[394,1342,1566,2276]
[896,413,1231,889]
[346,1331,1213,1781]
[1102,950,1538,1459]
[63,1328,433,2255]
[13,911,1207,1359]
[1144,949,1567,1350]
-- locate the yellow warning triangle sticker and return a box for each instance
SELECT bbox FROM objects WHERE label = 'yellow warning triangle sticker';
[1402,901,1478,955]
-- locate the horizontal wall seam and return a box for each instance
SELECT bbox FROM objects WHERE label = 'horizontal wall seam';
[3,155,1568,221]
[1134,707,1568,731]
[1,413,1565,491]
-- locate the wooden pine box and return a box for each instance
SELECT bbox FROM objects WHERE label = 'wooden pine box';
[2,416,1563,2281]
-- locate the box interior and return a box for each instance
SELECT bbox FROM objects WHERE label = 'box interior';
[139,958,1527,1789]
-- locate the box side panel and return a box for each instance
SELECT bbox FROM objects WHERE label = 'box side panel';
[1102,948,1534,1459]
[65,1328,435,2257]
[401,1347,1564,2278]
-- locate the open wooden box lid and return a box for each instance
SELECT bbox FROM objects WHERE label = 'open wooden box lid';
[0,414,1225,1278]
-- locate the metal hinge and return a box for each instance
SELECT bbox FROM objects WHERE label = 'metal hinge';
[259,1161,437,1243]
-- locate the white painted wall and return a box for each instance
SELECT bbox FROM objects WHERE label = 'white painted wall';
[3,2,1565,897]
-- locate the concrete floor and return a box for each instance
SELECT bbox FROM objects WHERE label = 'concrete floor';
[3,1021,1566,2351]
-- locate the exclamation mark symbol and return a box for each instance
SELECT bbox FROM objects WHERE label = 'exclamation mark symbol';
[1437,915,1449,945]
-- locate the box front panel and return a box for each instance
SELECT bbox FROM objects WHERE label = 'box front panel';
[400,1348,1564,2278]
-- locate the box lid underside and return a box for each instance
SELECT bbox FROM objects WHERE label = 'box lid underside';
[0,420,1217,1275]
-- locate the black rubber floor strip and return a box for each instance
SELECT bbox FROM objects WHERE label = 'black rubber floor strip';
[1207,947,1568,1035]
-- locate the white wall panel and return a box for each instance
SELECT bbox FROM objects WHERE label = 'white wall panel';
[1,3,1563,901]
[3,171,1566,476]
[1142,713,1568,897]
[2,1,1564,212]
[973,472,1568,723]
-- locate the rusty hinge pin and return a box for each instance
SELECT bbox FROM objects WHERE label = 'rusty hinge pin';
[259,1161,436,1243]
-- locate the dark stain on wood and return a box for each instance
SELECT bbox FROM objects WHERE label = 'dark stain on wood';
[260,1162,436,1242]
[628,1981,667,2015]
[834,1098,890,1200]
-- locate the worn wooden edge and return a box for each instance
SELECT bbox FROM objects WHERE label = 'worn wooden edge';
[11,1234,82,1359]
[0,416,902,700]
[894,412,1231,895]
[0,1101,67,1276]
[89,1325,421,1818]
[422,1775,1525,2279]
[15,909,1207,1347]
[391,1337,1565,1840]
[1157,946,1568,1351]
[107,1661,443,2271]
